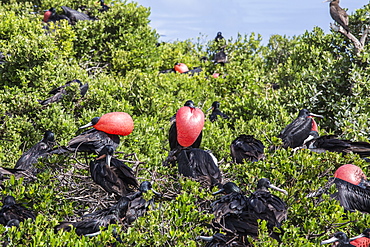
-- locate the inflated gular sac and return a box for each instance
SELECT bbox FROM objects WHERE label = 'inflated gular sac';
[93,112,134,136]
[334,164,366,185]
[176,106,204,147]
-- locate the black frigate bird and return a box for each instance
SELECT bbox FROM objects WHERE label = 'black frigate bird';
[50,116,121,155]
[230,134,265,163]
[306,135,370,159]
[44,6,96,25]
[215,32,224,43]
[332,177,370,214]
[98,0,110,12]
[177,148,222,188]
[321,232,355,246]
[349,228,370,246]
[90,145,138,198]
[168,100,202,152]
[38,79,89,106]
[207,101,229,122]
[325,0,350,33]
[278,109,324,149]
[0,196,36,227]
[211,179,288,243]
[212,47,228,65]
[211,182,250,242]
[55,196,130,236]
[124,181,161,225]
[307,176,370,214]
[197,232,247,247]
[14,130,55,174]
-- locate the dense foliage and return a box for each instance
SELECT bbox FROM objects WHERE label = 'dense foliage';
[0,0,370,246]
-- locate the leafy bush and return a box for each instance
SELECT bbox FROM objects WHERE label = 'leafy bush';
[0,1,370,246]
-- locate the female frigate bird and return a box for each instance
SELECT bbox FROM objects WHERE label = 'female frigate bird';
[325,0,350,33]
[278,109,323,149]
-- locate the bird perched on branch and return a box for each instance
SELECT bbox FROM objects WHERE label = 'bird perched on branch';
[325,0,350,33]
[230,134,265,163]
[90,145,138,198]
[38,79,88,106]
[43,6,96,25]
[0,196,36,227]
[278,109,323,149]
[14,131,55,175]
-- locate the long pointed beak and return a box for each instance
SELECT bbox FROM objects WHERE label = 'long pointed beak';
[349,233,366,241]
[79,122,94,129]
[212,188,225,195]
[106,154,112,167]
[322,0,331,2]
[151,188,162,196]
[309,113,324,119]
[269,184,288,195]
[206,107,213,112]
[320,236,339,244]
[197,236,214,241]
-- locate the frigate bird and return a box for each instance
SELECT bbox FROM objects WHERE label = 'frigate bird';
[98,0,110,12]
[349,228,370,246]
[197,232,247,247]
[230,135,265,163]
[177,148,222,188]
[0,196,36,227]
[168,100,204,151]
[124,181,161,225]
[321,232,355,246]
[55,196,130,236]
[207,101,229,122]
[14,131,55,174]
[211,179,287,242]
[38,79,88,106]
[90,145,138,198]
[306,135,370,159]
[212,48,228,65]
[278,109,324,149]
[43,6,96,25]
[50,128,120,155]
[214,32,225,43]
[50,112,133,155]
[307,164,370,214]
[325,0,350,33]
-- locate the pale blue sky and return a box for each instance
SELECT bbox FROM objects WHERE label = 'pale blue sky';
[133,0,369,43]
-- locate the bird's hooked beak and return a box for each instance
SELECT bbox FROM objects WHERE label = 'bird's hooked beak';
[206,106,214,112]
[212,188,225,195]
[96,153,112,167]
[197,236,214,241]
[320,236,339,244]
[308,112,324,119]
[268,183,288,195]
[323,0,332,2]
[79,122,94,129]
[349,233,366,241]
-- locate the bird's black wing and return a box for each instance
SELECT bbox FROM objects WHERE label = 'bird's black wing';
[334,178,370,214]
[278,117,312,148]
[111,158,138,189]
[61,6,93,21]
[90,160,125,196]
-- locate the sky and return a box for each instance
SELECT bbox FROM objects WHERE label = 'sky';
[132,0,369,44]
